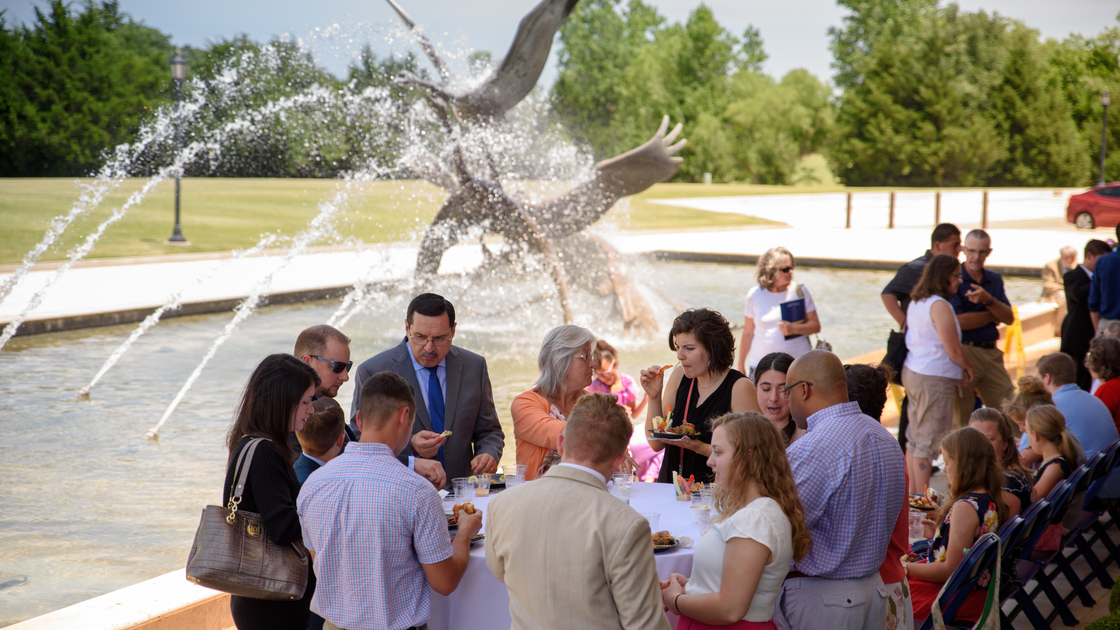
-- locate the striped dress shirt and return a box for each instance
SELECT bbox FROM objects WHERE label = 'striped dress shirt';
[786,401,906,579]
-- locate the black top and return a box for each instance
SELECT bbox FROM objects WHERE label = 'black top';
[657,369,746,484]
[951,264,1010,344]
[223,436,303,547]
[882,250,934,315]
[1004,470,1033,514]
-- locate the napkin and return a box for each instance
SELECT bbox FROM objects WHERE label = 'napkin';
[678,536,694,549]
[439,489,449,500]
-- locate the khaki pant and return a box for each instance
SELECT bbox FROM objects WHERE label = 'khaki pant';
[902,367,959,460]
[954,345,1015,428]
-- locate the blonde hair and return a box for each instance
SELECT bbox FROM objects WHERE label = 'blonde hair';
[709,412,812,561]
[936,427,1009,529]
[1025,404,1078,465]
[1002,375,1053,423]
[969,408,1030,483]
[756,247,795,290]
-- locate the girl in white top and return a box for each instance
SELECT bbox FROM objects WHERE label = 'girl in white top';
[737,247,821,378]
[660,412,812,629]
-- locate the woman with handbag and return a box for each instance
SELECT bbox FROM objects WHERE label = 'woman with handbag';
[224,353,319,629]
[902,255,974,494]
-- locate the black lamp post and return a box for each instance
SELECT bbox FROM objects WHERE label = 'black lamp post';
[1100,90,1111,187]
[167,50,188,244]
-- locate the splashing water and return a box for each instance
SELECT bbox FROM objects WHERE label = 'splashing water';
[76,234,282,399]
[144,169,385,440]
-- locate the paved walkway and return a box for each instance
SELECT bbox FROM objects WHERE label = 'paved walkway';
[1,188,1112,335]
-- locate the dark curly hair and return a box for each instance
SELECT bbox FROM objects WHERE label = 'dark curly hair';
[669,308,735,375]
[843,363,896,422]
[1087,336,1120,381]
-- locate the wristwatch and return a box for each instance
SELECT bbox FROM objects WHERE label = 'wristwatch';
[984,298,994,306]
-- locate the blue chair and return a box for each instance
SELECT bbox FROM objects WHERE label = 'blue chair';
[1079,440,1120,584]
[918,532,1001,630]
[1040,454,1108,612]
[1004,498,1056,629]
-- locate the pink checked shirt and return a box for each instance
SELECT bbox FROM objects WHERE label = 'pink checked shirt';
[297,442,453,629]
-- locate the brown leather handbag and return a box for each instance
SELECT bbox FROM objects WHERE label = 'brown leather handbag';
[185,438,309,600]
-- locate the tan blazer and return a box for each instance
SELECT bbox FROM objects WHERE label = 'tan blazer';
[485,465,671,630]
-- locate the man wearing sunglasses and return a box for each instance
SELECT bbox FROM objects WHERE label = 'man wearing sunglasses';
[292,325,359,461]
[350,293,505,486]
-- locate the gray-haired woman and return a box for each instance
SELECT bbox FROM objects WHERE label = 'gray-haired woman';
[736,246,821,377]
[512,324,597,480]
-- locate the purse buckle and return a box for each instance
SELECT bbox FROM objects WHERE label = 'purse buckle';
[246,523,262,537]
[226,496,241,525]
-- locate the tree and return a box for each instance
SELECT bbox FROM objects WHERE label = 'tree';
[0,1,175,176]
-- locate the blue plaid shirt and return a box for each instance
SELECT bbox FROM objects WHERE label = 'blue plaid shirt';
[297,442,453,630]
[786,401,906,579]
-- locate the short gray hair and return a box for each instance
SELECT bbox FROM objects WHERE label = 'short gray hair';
[1059,246,1076,258]
[756,246,794,290]
[534,325,596,401]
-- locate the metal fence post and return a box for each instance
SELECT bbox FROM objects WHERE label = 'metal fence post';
[888,191,896,229]
[846,192,852,229]
[934,191,941,225]
[981,190,989,229]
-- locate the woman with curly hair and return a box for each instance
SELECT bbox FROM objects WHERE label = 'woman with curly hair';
[641,308,758,484]
[1003,375,1056,467]
[1087,335,1120,429]
[969,407,1033,518]
[660,412,811,629]
[903,427,1008,625]
[736,247,821,378]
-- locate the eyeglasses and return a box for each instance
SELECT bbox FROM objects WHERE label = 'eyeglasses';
[964,248,992,257]
[312,355,352,374]
[409,333,452,348]
[778,380,812,400]
[779,266,794,273]
[574,353,593,363]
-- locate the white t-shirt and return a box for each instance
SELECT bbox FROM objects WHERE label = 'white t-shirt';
[744,284,816,372]
[685,496,793,622]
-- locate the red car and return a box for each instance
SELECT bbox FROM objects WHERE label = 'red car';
[1067,182,1120,229]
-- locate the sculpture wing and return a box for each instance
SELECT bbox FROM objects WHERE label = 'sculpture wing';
[457,0,578,120]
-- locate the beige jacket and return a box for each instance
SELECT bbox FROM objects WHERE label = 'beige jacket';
[485,465,671,630]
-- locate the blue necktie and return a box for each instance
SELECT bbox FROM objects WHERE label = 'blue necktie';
[427,366,445,463]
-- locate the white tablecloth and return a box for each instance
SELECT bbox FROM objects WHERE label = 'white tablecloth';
[429,481,703,630]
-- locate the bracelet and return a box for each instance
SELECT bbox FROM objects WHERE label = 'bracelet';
[674,593,683,616]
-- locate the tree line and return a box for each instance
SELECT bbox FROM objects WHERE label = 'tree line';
[2,0,1119,186]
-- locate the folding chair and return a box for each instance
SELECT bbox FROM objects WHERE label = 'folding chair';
[1003,498,1055,629]
[1042,454,1108,611]
[919,532,1001,630]
[1079,440,1120,584]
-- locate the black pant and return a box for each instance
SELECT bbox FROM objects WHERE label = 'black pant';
[897,394,909,453]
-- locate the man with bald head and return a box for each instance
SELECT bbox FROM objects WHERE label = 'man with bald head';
[774,351,906,630]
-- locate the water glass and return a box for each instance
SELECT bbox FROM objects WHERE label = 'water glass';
[611,473,632,504]
[639,512,660,531]
[908,511,925,541]
[503,464,527,487]
[700,489,714,509]
[452,477,472,502]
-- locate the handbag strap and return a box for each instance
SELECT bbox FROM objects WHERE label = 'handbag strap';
[677,378,696,476]
[226,438,265,517]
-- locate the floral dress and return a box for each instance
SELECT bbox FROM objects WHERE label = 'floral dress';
[924,493,1000,563]
[909,492,999,623]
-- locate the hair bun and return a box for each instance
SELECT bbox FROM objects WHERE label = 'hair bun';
[1017,375,1047,396]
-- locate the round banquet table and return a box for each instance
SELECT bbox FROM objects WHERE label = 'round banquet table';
[429,480,703,630]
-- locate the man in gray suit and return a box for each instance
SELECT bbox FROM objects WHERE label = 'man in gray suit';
[350,293,504,482]
[486,393,669,630]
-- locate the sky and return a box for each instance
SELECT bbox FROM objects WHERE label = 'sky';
[2,0,1117,86]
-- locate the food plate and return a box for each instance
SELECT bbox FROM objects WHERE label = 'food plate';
[489,473,506,488]
[653,540,679,553]
[649,431,689,442]
[470,533,485,546]
[446,512,458,530]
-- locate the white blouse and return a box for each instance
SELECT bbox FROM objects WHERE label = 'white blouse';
[743,284,816,373]
[685,497,793,622]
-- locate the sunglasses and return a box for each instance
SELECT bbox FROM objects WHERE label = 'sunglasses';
[779,266,794,273]
[312,355,353,374]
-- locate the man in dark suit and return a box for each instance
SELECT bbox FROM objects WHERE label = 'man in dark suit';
[1062,239,1113,391]
[350,293,504,484]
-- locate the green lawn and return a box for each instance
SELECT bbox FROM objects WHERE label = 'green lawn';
[1,177,796,264]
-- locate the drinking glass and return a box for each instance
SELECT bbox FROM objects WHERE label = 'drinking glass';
[611,473,632,504]
[452,477,472,502]
[503,464,527,487]
[639,512,660,531]
[909,511,925,541]
[474,473,492,497]
[700,489,714,509]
